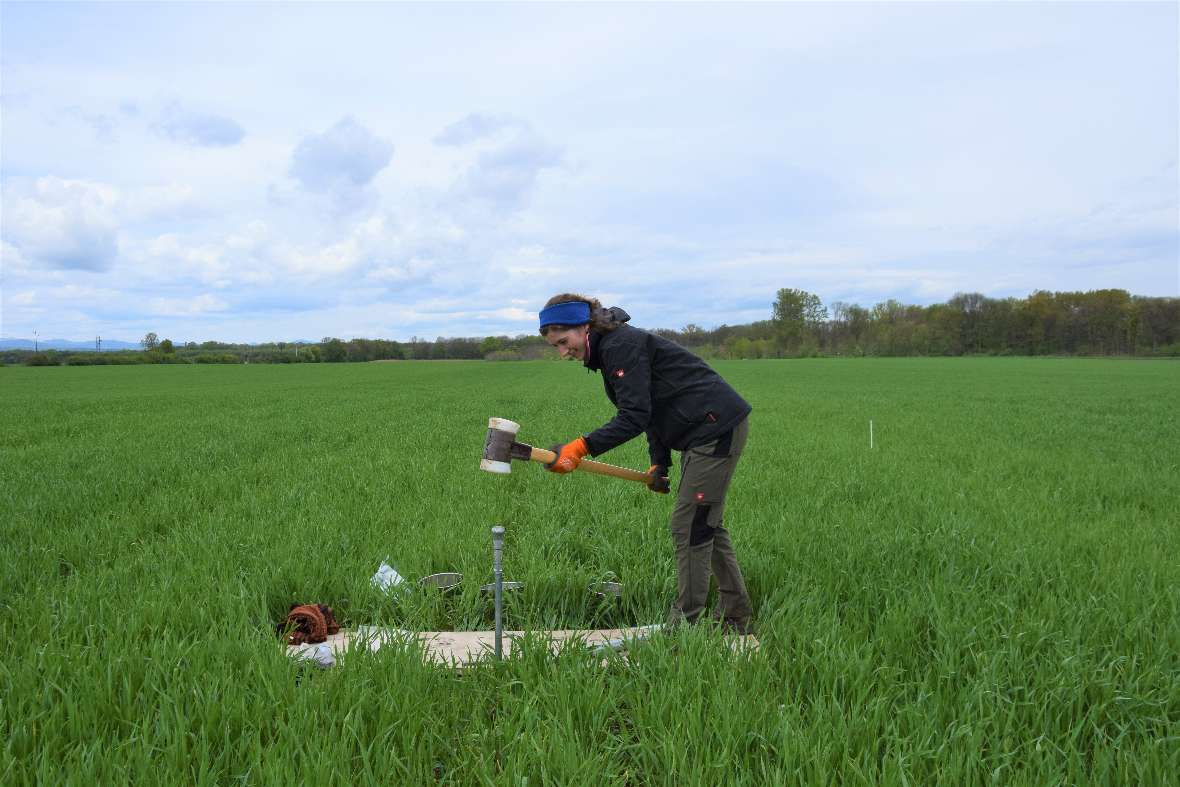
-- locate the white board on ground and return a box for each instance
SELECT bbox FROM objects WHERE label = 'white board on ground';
[287,625,759,668]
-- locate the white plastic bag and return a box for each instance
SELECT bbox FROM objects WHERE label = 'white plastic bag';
[372,561,406,593]
[310,643,336,668]
[293,642,336,669]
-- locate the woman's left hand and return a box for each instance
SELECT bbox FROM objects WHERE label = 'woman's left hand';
[546,437,589,473]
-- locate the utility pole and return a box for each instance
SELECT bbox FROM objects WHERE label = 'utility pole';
[96,336,102,352]
[34,329,38,352]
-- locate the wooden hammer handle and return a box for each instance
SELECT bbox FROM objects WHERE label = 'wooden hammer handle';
[528,447,653,485]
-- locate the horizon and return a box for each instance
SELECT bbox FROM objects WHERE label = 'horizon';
[2,3,1177,344]
[2,284,1176,348]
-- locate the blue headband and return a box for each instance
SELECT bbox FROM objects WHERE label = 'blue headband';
[539,301,591,328]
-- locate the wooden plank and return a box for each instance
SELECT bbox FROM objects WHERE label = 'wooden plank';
[289,626,758,668]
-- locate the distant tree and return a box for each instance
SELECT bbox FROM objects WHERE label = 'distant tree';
[480,336,505,356]
[772,288,827,351]
[980,298,1019,354]
[25,352,57,367]
[1078,289,1134,354]
[1022,290,1061,354]
[680,324,707,346]
[159,339,175,354]
[924,303,962,355]
[948,292,987,354]
[141,332,159,351]
[348,338,374,362]
[869,299,923,354]
[1135,296,1180,353]
[322,338,347,362]
[410,340,431,360]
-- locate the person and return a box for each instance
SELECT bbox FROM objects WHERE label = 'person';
[538,293,755,634]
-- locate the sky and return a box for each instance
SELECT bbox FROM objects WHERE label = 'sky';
[1,1,1177,344]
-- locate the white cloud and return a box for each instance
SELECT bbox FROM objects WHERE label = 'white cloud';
[123,184,197,221]
[366,256,435,283]
[64,105,118,143]
[48,283,127,302]
[155,101,245,147]
[136,234,232,286]
[288,117,394,213]
[0,240,32,277]
[2,177,121,271]
[485,306,533,322]
[434,113,525,147]
[453,133,562,213]
[146,293,228,316]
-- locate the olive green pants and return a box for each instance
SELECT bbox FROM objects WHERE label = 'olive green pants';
[667,417,752,626]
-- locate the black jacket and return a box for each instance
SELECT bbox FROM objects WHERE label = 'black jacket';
[582,308,751,467]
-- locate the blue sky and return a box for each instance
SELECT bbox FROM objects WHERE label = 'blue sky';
[1,1,1176,343]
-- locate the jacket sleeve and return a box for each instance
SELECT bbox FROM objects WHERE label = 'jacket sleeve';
[646,430,672,470]
[583,336,653,456]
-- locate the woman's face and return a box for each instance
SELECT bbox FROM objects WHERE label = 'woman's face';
[544,325,590,361]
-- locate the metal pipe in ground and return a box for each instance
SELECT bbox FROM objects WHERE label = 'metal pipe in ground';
[492,525,505,660]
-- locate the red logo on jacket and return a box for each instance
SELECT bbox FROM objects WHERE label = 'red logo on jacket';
[613,368,625,378]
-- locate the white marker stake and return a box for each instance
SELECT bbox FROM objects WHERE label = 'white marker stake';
[870,420,874,450]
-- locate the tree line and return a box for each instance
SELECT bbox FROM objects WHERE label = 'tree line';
[3,333,554,366]
[4,288,1177,367]
[641,288,1179,360]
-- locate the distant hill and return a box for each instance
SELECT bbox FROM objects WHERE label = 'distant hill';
[0,338,141,351]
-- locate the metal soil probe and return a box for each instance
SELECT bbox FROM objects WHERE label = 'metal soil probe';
[492,525,505,660]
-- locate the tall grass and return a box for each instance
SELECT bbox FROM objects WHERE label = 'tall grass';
[2,359,1177,784]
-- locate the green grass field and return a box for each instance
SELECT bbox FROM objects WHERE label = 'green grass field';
[2,358,1178,784]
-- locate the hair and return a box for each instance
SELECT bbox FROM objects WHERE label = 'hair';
[539,292,619,335]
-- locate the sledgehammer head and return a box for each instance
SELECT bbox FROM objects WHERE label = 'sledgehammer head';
[481,417,522,474]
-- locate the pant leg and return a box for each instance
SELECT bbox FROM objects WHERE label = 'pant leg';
[668,493,715,624]
[667,418,752,626]
[710,524,753,622]
[705,419,752,622]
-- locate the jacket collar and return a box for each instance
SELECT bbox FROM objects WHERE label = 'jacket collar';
[584,329,602,371]
[582,306,632,372]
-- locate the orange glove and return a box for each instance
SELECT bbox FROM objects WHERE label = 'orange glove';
[546,437,589,474]
[647,465,670,494]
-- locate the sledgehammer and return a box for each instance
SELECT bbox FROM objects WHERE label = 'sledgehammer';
[480,417,653,486]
